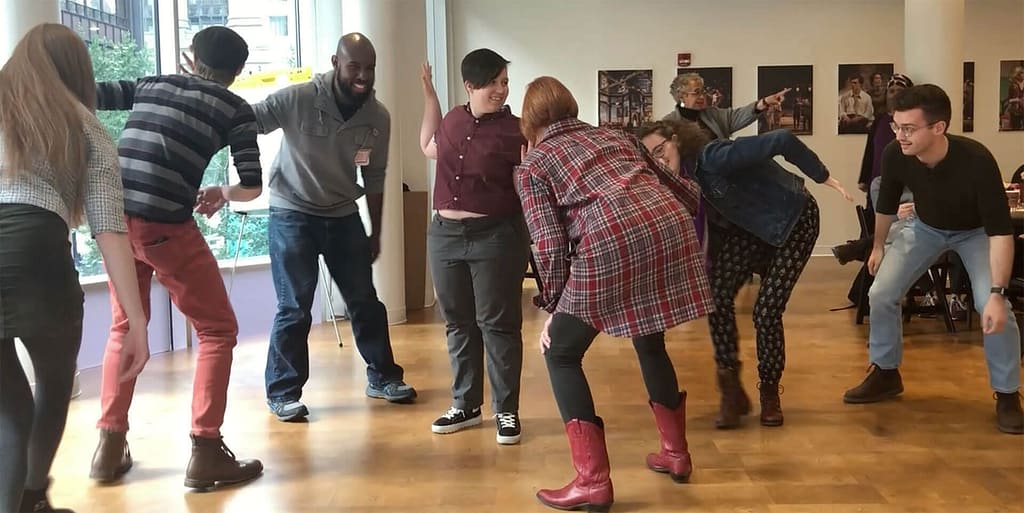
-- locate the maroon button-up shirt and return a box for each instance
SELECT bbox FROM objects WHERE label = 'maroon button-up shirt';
[434,105,526,216]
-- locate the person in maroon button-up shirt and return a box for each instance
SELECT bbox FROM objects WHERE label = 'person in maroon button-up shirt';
[516,76,712,512]
[419,49,530,445]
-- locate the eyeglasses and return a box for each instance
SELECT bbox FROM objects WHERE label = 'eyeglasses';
[681,88,707,97]
[650,139,669,159]
[889,121,938,136]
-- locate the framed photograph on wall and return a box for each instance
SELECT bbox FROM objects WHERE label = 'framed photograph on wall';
[999,60,1024,131]
[598,69,654,130]
[677,67,733,108]
[837,63,893,134]
[963,61,975,132]
[757,65,813,135]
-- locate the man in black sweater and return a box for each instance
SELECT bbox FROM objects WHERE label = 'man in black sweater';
[843,84,1023,435]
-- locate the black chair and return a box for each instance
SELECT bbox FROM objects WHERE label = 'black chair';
[852,205,959,333]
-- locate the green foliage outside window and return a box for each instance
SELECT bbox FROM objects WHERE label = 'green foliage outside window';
[74,38,270,279]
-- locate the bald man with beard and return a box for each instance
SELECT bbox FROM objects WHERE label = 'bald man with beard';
[253,33,418,422]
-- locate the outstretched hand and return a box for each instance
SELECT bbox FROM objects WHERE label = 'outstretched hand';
[766,87,792,106]
[825,177,853,202]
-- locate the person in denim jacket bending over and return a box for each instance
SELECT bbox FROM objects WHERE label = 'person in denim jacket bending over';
[640,121,852,429]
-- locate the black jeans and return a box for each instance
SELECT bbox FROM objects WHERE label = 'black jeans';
[265,208,403,401]
[428,214,529,413]
[543,313,681,424]
[0,205,83,511]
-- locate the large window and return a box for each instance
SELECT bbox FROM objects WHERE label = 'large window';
[179,0,299,266]
[62,0,158,278]
[61,0,300,279]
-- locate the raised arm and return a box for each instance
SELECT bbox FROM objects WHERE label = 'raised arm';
[420,62,441,160]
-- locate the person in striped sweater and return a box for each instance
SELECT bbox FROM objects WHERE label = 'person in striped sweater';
[88,26,264,490]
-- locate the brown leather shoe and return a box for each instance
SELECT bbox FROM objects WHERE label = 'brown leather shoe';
[184,435,263,490]
[758,382,784,427]
[715,364,751,429]
[843,364,903,404]
[89,429,132,482]
[995,392,1024,434]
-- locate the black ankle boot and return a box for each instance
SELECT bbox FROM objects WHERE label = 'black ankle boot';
[19,480,74,513]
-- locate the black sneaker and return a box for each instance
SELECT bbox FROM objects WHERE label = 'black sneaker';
[267,398,309,422]
[431,407,482,434]
[495,411,521,445]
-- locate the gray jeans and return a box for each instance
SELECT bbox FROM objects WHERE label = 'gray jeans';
[428,214,529,413]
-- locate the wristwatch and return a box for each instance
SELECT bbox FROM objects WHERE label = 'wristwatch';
[991,286,1008,296]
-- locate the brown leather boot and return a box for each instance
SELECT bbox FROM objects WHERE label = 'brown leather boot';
[645,392,692,483]
[995,392,1024,434]
[843,364,903,404]
[536,418,613,512]
[715,365,751,429]
[184,435,263,490]
[89,429,132,482]
[758,382,784,427]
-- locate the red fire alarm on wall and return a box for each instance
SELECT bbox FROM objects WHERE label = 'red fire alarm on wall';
[677,53,692,67]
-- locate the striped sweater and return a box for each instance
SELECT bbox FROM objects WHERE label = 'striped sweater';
[96,74,261,223]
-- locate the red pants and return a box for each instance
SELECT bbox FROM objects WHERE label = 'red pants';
[97,217,237,437]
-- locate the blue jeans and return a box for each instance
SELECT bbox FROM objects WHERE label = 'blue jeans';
[868,220,1021,393]
[265,207,403,401]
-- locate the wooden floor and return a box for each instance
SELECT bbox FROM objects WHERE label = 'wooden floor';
[48,258,1023,513]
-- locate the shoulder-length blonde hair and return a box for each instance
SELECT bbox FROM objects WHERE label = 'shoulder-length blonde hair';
[0,23,97,222]
[520,76,579,144]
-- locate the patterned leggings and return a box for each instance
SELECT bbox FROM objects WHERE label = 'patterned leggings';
[707,195,820,385]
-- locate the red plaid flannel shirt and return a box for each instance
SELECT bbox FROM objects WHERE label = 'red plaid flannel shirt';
[515,118,712,337]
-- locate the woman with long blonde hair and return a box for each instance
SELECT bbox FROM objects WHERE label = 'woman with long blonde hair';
[0,23,149,512]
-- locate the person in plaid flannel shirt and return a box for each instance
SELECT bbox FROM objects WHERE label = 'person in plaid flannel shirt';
[515,76,712,512]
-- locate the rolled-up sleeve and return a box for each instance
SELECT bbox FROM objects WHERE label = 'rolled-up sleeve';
[515,162,569,312]
[82,115,127,235]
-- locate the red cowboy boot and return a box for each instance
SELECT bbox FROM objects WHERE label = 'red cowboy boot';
[536,418,613,512]
[645,391,693,483]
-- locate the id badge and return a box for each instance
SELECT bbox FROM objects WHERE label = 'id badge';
[355,148,371,167]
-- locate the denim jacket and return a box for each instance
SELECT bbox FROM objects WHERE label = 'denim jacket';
[695,130,829,247]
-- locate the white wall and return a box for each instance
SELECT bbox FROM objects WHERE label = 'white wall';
[447,0,1024,253]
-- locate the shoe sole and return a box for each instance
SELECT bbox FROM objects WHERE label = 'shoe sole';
[90,461,132,483]
[273,405,309,422]
[843,387,904,404]
[649,466,691,483]
[184,462,265,491]
[431,416,482,434]
[366,388,418,404]
[496,433,521,445]
[536,494,612,512]
[997,424,1024,434]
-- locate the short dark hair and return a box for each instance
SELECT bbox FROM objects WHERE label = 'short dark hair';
[848,75,861,84]
[461,48,509,88]
[892,84,952,132]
